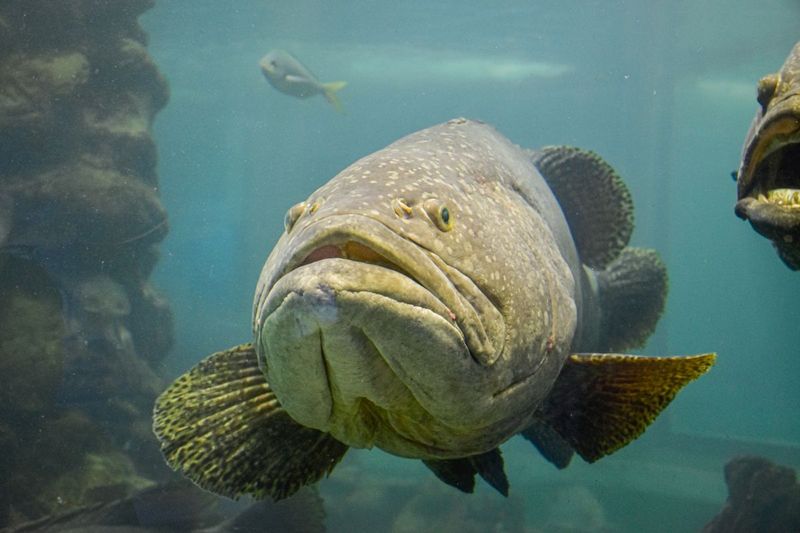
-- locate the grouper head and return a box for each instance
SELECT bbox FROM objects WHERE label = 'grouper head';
[253,118,578,459]
[735,41,800,269]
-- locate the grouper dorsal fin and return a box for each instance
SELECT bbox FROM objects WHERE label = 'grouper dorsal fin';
[529,146,634,269]
[153,343,349,500]
[526,352,715,465]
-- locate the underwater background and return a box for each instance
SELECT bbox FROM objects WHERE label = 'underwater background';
[1,0,799,531]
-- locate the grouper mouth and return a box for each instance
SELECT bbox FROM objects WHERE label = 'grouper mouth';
[735,102,800,230]
[257,213,503,368]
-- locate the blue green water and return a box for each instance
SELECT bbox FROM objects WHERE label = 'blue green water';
[137,1,799,530]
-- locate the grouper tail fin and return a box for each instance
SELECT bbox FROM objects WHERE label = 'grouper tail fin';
[321,81,347,113]
[524,352,715,467]
[153,343,348,500]
[596,246,668,353]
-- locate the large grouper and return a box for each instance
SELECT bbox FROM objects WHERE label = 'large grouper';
[735,41,800,269]
[154,118,715,499]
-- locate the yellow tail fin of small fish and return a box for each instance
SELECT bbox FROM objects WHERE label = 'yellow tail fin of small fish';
[322,81,347,114]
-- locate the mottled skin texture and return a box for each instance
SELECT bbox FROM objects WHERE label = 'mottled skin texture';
[735,41,800,269]
[253,119,589,459]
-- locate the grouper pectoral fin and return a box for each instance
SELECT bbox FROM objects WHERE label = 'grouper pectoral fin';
[152,343,348,501]
[596,246,668,352]
[529,352,715,464]
[529,145,634,269]
[423,448,509,497]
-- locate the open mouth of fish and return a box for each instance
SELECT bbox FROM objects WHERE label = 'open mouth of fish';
[735,107,800,230]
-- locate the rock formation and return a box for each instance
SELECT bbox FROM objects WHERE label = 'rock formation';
[0,1,173,526]
[704,455,800,533]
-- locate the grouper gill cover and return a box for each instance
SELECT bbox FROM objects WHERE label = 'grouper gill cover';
[153,118,715,500]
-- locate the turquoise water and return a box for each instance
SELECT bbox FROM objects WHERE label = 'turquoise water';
[140,1,799,531]
[2,1,798,531]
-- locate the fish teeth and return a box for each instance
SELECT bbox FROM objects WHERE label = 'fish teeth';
[765,188,800,207]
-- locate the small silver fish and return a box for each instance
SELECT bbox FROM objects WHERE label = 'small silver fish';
[259,49,347,113]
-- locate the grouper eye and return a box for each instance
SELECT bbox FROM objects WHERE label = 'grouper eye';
[423,198,454,232]
[284,202,306,233]
[756,74,778,111]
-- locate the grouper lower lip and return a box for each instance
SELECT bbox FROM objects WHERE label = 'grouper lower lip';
[257,257,471,436]
[735,114,800,234]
